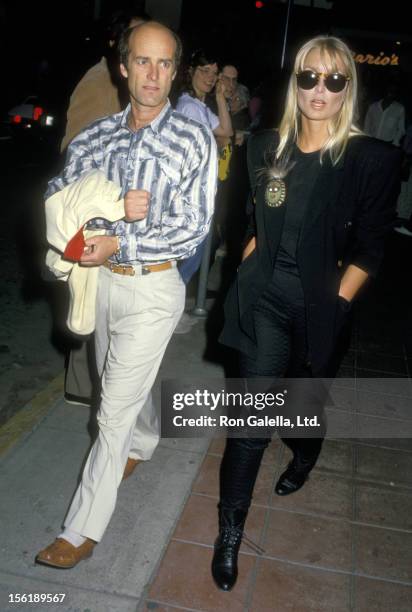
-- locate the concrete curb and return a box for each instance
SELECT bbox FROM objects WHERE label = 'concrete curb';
[0,372,64,458]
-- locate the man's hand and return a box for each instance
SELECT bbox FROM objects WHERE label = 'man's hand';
[124,189,150,222]
[235,130,245,147]
[80,236,119,266]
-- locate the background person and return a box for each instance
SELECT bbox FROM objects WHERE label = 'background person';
[363,82,405,147]
[220,64,251,145]
[172,49,232,332]
[176,48,233,140]
[61,11,148,152]
[218,64,251,261]
[395,120,412,236]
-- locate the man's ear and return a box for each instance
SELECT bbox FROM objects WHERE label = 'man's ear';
[120,63,128,79]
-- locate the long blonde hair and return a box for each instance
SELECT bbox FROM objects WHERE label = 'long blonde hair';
[276,35,362,166]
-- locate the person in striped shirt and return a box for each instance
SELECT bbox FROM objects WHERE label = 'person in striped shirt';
[36,21,217,569]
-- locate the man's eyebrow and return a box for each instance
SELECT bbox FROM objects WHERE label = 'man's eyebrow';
[133,55,174,62]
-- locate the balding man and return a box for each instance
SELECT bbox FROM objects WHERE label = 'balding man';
[36,22,217,569]
[61,12,149,408]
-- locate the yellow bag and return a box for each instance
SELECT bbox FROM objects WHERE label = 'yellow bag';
[218,142,233,181]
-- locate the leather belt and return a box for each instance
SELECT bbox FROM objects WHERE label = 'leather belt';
[103,260,173,276]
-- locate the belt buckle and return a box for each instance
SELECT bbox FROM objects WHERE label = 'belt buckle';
[142,266,151,275]
[124,265,135,276]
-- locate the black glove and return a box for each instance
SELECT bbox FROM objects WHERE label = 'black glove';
[335,296,352,336]
[337,295,352,313]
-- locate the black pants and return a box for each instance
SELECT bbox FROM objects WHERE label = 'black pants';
[220,269,325,511]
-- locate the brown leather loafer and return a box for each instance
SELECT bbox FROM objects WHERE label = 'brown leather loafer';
[122,457,141,480]
[35,538,95,569]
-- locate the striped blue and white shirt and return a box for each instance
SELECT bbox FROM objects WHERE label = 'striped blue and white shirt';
[47,100,217,264]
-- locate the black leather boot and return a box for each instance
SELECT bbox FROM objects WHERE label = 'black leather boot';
[211,507,247,591]
[275,438,322,496]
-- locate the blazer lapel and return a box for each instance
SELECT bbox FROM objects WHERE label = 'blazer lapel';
[259,181,286,266]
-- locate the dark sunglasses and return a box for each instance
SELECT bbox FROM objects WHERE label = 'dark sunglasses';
[296,70,350,93]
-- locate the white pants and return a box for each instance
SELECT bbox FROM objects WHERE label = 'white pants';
[64,264,185,541]
[95,304,159,463]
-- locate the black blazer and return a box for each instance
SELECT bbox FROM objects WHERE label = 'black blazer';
[220,131,402,375]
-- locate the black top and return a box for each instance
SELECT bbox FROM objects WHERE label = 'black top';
[275,146,321,275]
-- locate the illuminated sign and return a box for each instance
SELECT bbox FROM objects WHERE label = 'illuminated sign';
[352,51,399,66]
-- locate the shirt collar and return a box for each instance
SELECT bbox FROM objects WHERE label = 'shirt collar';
[181,92,206,107]
[120,100,172,134]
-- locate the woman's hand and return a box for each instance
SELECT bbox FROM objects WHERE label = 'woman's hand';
[213,79,234,139]
[242,237,256,261]
[338,264,369,302]
[215,77,227,99]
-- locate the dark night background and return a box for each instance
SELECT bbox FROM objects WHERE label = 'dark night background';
[1,0,412,121]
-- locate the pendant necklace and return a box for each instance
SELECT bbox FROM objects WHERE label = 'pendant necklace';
[261,146,295,208]
[265,178,286,208]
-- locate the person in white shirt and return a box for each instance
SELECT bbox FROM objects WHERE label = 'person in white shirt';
[364,83,405,147]
[395,122,412,236]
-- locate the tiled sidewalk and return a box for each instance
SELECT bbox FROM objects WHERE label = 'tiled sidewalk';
[143,433,412,611]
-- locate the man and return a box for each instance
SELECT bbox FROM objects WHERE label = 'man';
[62,11,148,407]
[36,21,217,569]
[219,64,250,145]
[211,64,250,260]
[219,64,238,104]
[364,82,405,147]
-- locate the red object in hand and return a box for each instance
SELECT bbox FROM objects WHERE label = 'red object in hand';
[63,227,86,261]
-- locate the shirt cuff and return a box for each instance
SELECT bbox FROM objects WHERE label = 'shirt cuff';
[115,235,128,262]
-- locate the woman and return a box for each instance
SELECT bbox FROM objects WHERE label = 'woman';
[175,49,233,140]
[212,35,401,591]
[174,50,233,290]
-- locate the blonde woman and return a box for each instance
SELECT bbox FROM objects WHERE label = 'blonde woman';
[212,35,401,591]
